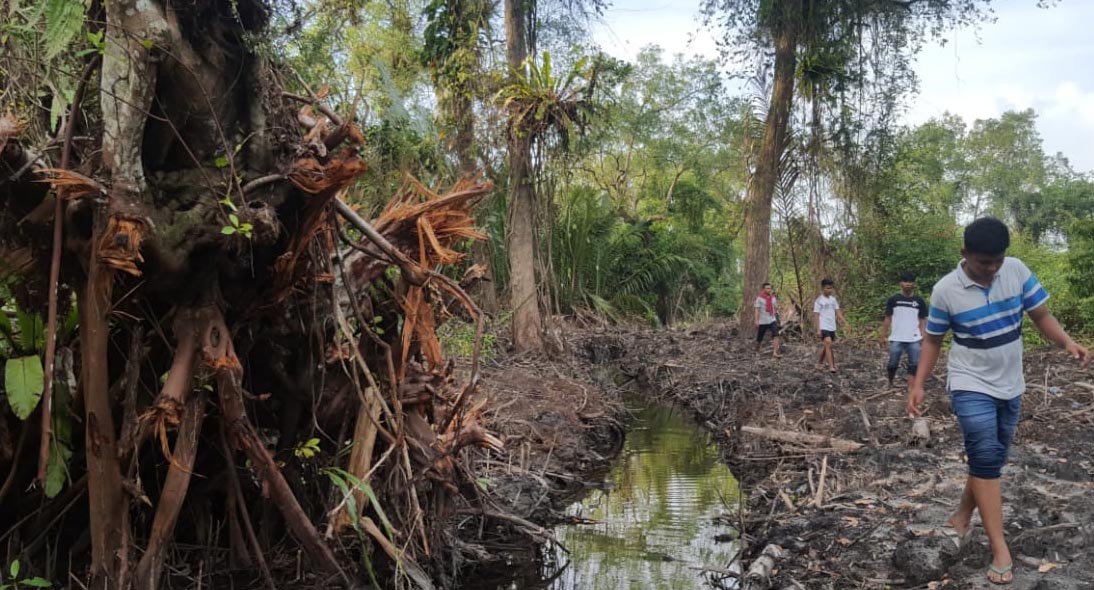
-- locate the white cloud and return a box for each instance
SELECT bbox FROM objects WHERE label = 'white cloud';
[1050,81,1094,125]
[910,3,1094,170]
[592,0,717,62]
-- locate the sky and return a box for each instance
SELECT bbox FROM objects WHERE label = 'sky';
[592,0,1094,172]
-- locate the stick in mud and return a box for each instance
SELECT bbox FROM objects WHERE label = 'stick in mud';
[736,426,864,453]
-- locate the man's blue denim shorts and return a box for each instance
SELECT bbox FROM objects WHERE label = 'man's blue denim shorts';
[949,390,1021,479]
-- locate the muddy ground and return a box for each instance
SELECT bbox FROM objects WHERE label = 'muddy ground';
[559,321,1094,590]
[457,319,1094,589]
[452,343,626,582]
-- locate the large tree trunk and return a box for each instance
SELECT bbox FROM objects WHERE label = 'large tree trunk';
[505,0,543,351]
[739,16,798,329]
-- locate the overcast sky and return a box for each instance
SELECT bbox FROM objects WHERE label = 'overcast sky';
[592,0,1094,172]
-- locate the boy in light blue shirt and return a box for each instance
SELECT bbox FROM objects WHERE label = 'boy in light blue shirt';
[907,217,1089,585]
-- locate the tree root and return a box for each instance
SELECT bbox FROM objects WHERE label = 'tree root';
[133,393,205,589]
[199,304,349,585]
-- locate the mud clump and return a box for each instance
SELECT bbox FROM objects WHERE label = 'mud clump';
[892,534,959,585]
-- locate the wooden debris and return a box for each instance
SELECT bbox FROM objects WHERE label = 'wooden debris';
[737,426,864,453]
[335,387,382,531]
[812,455,829,507]
[35,168,107,199]
[744,544,784,589]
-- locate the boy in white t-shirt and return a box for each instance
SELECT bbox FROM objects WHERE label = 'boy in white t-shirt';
[813,278,849,372]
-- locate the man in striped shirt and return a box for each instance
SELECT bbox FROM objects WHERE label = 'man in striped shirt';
[907,217,1089,585]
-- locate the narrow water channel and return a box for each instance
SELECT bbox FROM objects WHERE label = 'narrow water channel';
[485,397,742,589]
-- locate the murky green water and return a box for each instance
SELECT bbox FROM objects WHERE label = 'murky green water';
[483,398,742,589]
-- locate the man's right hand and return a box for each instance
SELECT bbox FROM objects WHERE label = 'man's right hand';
[816,330,822,339]
[906,384,926,417]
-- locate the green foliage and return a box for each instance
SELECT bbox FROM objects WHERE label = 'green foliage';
[497,51,598,151]
[421,0,489,86]
[4,356,44,420]
[293,437,322,459]
[1,294,77,492]
[45,441,72,499]
[1068,219,1094,299]
[15,309,45,354]
[436,318,495,360]
[0,560,51,588]
[837,213,961,322]
[218,197,254,238]
[43,0,85,59]
[538,48,745,324]
[550,184,737,324]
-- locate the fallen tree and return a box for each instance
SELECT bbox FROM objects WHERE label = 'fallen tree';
[0,1,502,588]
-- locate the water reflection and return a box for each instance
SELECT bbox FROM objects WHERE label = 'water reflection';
[503,398,742,589]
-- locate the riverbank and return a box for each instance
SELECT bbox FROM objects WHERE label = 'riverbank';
[576,321,1094,589]
[452,347,626,584]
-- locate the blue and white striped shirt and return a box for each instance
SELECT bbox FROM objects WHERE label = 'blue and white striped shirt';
[926,257,1049,400]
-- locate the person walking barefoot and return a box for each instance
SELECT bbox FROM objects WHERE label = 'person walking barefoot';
[813,278,849,372]
[907,217,1090,585]
[754,282,782,358]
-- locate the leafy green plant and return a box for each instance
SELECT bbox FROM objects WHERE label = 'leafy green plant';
[0,560,51,588]
[496,51,598,149]
[1,300,78,497]
[218,196,254,238]
[293,437,322,459]
[4,355,44,421]
[322,467,396,587]
[3,306,46,420]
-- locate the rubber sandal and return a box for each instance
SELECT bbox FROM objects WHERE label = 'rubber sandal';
[987,562,1013,585]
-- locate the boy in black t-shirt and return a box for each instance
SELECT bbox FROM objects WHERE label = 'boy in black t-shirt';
[880,271,928,387]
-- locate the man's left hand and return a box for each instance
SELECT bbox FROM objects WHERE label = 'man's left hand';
[1065,341,1091,367]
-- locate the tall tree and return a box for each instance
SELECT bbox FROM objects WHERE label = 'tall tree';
[423,0,500,312]
[741,0,800,328]
[505,0,544,350]
[702,0,994,331]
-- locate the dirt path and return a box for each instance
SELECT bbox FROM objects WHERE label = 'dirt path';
[568,321,1094,590]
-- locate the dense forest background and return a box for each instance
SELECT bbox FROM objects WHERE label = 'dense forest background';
[8,0,1089,337]
[274,0,1094,333]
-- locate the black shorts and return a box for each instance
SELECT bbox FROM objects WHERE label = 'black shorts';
[820,330,836,341]
[756,322,780,342]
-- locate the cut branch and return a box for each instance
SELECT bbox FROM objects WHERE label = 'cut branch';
[736,426,864,453]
